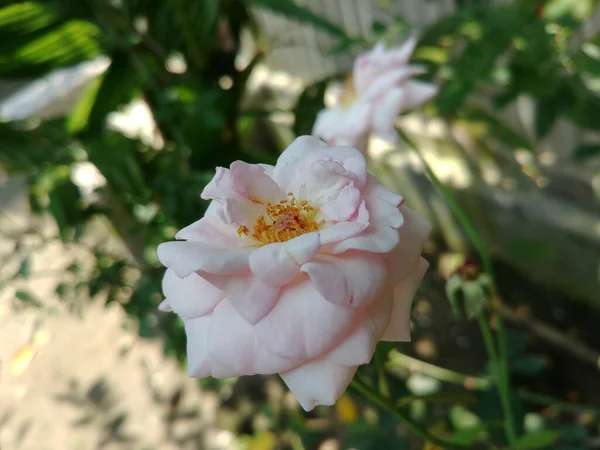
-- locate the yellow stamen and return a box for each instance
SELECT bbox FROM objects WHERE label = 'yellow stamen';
[250,194,319,244]
[237,225,249,237]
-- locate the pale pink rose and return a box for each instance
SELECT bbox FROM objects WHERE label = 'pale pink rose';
[313,36,438,152]
[157,136,431,411]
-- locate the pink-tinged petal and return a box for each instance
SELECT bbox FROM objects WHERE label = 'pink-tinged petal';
[219,197,264,227]
[196,270,280,325]
[184,316,215,377]
[275,136,367,190]
[319,181,361,222]
[274,136,328,187]
[175,216,242,245]
[229,161,283,202]
[157,241,250,278]
[162,270,223,319]
[391,35,418,64]
[249,232,321,286]
[226,272,280,325]
[326,286,394,366]
[205,200,220,217]
[185,315,251,378]
[342,155,368,189]
[201,167,235,202]
[361,66,426,101]
[254,276,355,360]
[402,80,438,110]
[158,300,172,312]
[371,87,404,143]
[300,251,387,308]
[382,257,429,342]
[319,221,367,245]
[365,196,403,229]
[280,359,357,411]
[258,163,275,178]
[328,224,400,254]
[387,206,431,283]
[364,176,403,206]
[207,299,301,375]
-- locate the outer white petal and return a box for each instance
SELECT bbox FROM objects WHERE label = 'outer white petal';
[326,285,394,366]
[387,206,431,284]
[300,251,387,308]
[162,270,223,319]
[157,241,250,278]
[382,257,429,342]
[254,277,355,360]
[207,299,302,375]
[280,359,357,411]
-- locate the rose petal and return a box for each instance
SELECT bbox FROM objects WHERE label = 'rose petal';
[362,67,425,102]
[254,276,355,360]
[328,224,400,254]
[300,251,387,308]
[157,241,250,278]
[162,270,223,319]
[402,80,438,111]
[387,206,431,283]
[229,161,284,202]
[184,316,216,377]
[326,286,394,366]
[382,257,429,342]
[365,196,403,229]
[249,232,321,286]
[319,221,367,246]
[274,136,366,190]
[175,216,243,245]
[207,299,301,375]
[371,87,404,143]
[319,181,362,222]
[280,359,357,411]
[364,176,403,206]
[196,270,280,325]
[226,272,280,325]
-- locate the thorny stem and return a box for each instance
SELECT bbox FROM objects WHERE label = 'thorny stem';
[350,377,471,449]
[396,127,519,446]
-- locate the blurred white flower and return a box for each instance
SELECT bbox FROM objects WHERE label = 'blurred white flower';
[313,37,438,152]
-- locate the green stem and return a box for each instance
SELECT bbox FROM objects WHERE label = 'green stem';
[387,350,491,389]
[350,377,471,449]
[519,389,600,415]
[396,127,519,445]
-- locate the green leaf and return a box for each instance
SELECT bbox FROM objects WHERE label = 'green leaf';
[17,256,31,279]
[445,274,465,318]
[47,179,85,242]
[512,355,547,376]
[535,98,561,139]
[0,15,101,77]
[67,75,104,135]
[55,282,69,299]
[15,289,43,308]
[245,0,349,39]
[449,424,486,445]
[573,143,600,160]
[515,430,559,449]
[68,52,140,135]
[293,78,329,137]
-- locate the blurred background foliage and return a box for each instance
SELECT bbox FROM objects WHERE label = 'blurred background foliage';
[1,0,600,449]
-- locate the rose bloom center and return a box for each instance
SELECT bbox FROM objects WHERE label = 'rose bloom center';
[237,193,320,244]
